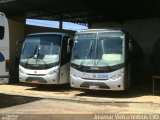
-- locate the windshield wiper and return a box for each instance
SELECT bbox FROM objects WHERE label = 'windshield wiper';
[24,44,47,68]
[24,44,39,66]
[79,40,94,68]
[35,44,49,68]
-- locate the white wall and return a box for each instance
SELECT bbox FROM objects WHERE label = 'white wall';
[92,18,160,73]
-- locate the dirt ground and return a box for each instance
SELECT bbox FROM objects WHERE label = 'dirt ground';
[0,82,160,120]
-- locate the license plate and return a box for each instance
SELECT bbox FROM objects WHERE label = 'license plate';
[89,85,100,90]
[94,74,108,79]
[31,80,39,83]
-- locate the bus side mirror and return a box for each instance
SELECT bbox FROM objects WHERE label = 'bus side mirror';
[67,45,70,54]
[67,38,73,54]
[129,40,133,52]
[16,40,23,52]
[16,40,23,46]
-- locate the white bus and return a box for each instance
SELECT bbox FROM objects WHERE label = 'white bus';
[70,29,143,91]
[19,32,73,84]
[0,12,9,84]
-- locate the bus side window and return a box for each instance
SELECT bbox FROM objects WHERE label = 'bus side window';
[0,26,4,40]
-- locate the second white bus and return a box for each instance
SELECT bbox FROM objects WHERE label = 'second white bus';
[70,29,143,91]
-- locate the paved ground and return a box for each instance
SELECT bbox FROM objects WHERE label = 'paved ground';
[0,82,160,120]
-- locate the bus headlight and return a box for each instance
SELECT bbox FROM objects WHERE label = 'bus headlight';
[110,74,123,80]
[47,69,58,75]
[19,68,25,74]
[70,72,80,78]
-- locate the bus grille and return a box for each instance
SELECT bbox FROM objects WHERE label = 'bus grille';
[80,82,110,89]
[25,77,47,83]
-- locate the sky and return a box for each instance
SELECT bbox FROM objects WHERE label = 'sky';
[26,19,88,31]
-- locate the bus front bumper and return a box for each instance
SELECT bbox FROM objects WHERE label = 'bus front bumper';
[19,72,59,84]
[70,75,125,91]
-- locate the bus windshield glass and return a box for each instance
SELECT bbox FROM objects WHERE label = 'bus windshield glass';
[20,34,62,66]
[71,32,125,67]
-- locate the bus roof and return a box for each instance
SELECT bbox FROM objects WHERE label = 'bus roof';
[77,28,125,34]
[27,32,71,37]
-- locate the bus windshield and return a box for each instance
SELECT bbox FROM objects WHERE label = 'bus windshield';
[71,32,125,67]
[20,34,62,66]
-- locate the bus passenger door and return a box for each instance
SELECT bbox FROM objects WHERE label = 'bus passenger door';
[59,36,71,84]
